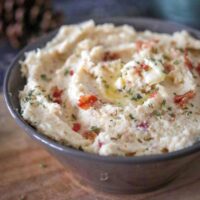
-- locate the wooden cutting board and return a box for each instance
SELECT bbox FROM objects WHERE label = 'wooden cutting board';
[0,94,200,200]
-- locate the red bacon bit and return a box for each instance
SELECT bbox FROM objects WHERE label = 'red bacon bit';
[51,86,63,104]
[82,131,97,141]
[134,63,149,76]
[196,63,200,76]
[141,63,150,71]
[184,49,193,70]
[134,67,142,76]
[103,51,119,61]
[98,140,104,148]
[78,95,97,110]
[164,63,173,73]
[69,69,74,76]
[72,123,81,132]
[174,90,195,108]
[136,121,149,130]
[150,91,157,98]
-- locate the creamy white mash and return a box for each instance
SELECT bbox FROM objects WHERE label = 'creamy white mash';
[19,20,200,156]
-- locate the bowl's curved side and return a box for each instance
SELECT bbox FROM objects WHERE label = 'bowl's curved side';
[47,142,199,193]
[3,17,200,193]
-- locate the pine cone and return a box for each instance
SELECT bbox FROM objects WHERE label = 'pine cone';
[0,0,64,48]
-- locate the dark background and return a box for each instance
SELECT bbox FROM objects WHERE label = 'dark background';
[1,0,200,90]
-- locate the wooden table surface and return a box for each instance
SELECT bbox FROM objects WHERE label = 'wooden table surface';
[1,94,200,200]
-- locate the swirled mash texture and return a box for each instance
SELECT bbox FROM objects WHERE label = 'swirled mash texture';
[20,20,200,156]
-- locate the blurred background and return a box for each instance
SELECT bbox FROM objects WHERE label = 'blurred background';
[1,0,200,90]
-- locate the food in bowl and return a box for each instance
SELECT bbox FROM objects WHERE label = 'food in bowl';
[19,20,200,156]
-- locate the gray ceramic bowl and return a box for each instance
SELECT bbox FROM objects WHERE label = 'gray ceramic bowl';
[4,17,200,194]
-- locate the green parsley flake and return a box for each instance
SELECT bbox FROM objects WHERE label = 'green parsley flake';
[148,103,153,108]
[127,88,133,95]
[152,110,162,117]
[184,110,193,116]
[20,108,24,115]
[163,54,171,60]
[173,60,179,65]
[40,74,50,81]
[90,126,101,134]
[47,94,52,102]
[71,114,77,120]
[179,48,184,53]
[23,89,35,103]
[64,69,69,75]
[117,102,123,107]
[169,113,175,118]
[167,107,172,111]
[131,93,142,101]
[102,79,109,88]
[161,100,166,108]
[129,114,135,120]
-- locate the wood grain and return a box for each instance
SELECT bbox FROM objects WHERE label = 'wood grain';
[0,94,200,200]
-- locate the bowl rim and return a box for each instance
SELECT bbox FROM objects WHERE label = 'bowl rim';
[4,17,200,164]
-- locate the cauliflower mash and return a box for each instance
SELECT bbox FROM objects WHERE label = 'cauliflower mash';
[19,20,200,156]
